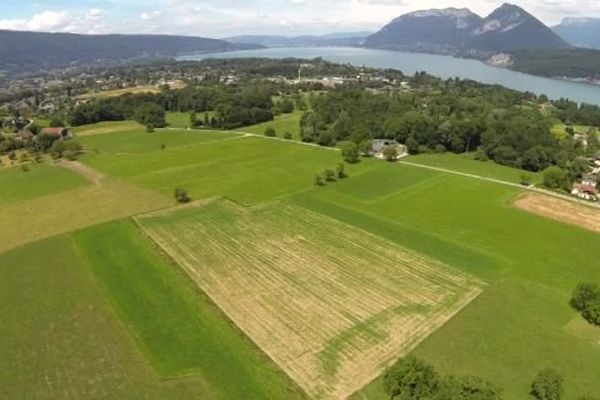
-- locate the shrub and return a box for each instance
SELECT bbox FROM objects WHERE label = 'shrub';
[542,166,569,191]
[530,369,563,400]
[314,173,324,186]
[323,168,336,182]
[383,145,399,161]
[264,127,276,137]
[174,188,191,204]
[570,283,600,326]
[341,142,360,163]
[336,162,348,179]
[283,132,293,140]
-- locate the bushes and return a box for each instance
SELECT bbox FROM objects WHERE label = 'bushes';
[570,283,600,326]
[383,357,501,400]
[542,166,569,191]
[530,369,563,400]
[264,127,276,137]
[341,142,360,163]
[174,188,191,204]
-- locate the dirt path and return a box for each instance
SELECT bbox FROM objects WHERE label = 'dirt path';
[514,193,600,233]
[57,160,106,186]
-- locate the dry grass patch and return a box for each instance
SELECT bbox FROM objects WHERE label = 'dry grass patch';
[0,180,171,254]
[514,193,600,233]
[137,199,485,399]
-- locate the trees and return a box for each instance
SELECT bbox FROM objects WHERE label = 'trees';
[134,103,166,128]
[342,142,360,163]
[542,166,569,191]
[314,173,324,186]
[264,127,276,137]
[283,132,293,140]
[383,145,399,161]
[436,375,502,400]
[174,188,191,203]
[383,357,440,400]
[530,369,563,400]
[323,168,336,182]
[336,163,347,179]
[570,283,600,326]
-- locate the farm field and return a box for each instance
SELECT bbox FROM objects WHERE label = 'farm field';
[73,120,143,136]
[80,132,346,205]
[80,126,240,154]
[0,177,170,254]
[137,199,485,399]
[234,109,303,140]
[514,192,600,233]
[405,152,543,184]
[0,163,88,203]
[166,111,217,128]
[0,222,301,400]
[290,162,600,399]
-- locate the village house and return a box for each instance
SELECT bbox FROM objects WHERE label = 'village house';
[371,139,407,160]
[571,183,598,202]
[40,127,72,140]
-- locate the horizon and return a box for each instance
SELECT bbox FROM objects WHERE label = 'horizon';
[0,1,599,38]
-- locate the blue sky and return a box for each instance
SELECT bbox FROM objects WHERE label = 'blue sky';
[1,1,599,37]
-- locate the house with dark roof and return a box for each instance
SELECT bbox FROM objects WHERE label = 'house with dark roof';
[370,139,407,160]
[40,127,72,140]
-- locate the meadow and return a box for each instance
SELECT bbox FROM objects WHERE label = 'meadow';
[291,162,600,399]
[2,117,600,399]
[234,109,304,140]
[0,163,87,203]
[137,199,484,399]
[79,126,345,205]
[405,152,543,184]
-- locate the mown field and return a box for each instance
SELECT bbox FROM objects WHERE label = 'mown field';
[234,110,304,140]
[0,163,87,203]
[137,199,484,399]
[2,116,600,400]
[405,152,543,184]
[290,162,600,399]
[79,123,346,205]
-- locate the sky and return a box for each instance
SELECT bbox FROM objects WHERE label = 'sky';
[0,0,599,38]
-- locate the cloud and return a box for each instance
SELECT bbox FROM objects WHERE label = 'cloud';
[0,8,108,34]
[0,10,72,32]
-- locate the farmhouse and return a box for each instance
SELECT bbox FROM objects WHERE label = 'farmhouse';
[40,127,72,140]
[371,139,407,160]
[571,183,598,202]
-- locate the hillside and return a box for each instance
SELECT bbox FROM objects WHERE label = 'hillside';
[365,3,570,56]
[553,18,600,49]
[225,32,371,47]
[0,30,261,71]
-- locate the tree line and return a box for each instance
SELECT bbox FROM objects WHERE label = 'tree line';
[70,83,278,129]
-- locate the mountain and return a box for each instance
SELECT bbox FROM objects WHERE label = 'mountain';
[0,30,261,71]
[365,3,570,56]
[553,18,600,49]
[225,32,372,48]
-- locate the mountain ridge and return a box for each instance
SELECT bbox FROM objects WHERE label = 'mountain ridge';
[553,17,600,49]
[365,3,570,57]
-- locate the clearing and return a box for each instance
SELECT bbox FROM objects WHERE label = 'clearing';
[235,110,304,140]
[514,192,600,233]
[137,199,485,399]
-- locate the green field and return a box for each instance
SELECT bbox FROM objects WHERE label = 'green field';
[3,117,600,399]
[235,110,304,140]
[166,111,217,128]
[551,122,598,140]
[80,127,239,154]
[405,152,543,184]
[80,132,345,205]
[0,163,88,203]
[290,162,600,399]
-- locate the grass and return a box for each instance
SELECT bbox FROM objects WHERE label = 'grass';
[80,127,239,154]
[80,135,345,205]
[137,199,483,399]
[405,152,543,184]
[74,220,304,399]
[0,163,88,203]
[73,120,144,136]
[0,235,206,400]
[0,178,171,255]
[551,122,597,140]
[290,162,600,399]
[166,111,217,128]
[234,110,304,140]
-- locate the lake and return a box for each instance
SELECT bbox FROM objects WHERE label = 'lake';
[179,47,600,106]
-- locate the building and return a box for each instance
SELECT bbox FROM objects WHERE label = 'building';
[371,139,407,160]
[572,183,598,202]
[40,127,72,140]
